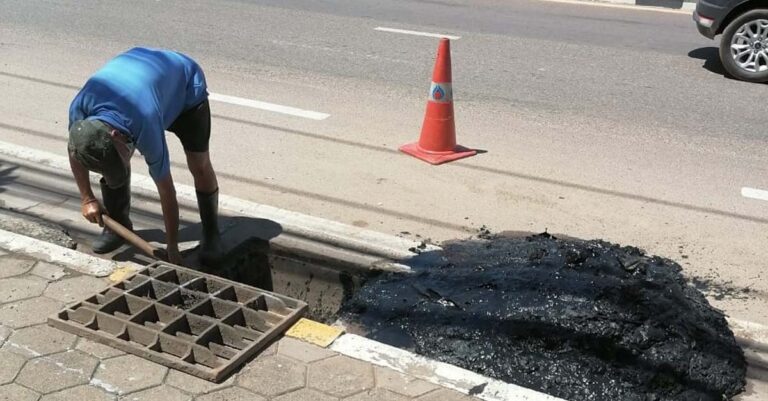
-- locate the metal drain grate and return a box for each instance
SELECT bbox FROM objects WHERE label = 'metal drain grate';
[48,261,307,382]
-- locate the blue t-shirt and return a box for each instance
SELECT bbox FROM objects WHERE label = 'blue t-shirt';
[69,47,208,181]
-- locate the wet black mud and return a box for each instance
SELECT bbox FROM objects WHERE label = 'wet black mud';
[341,233,746,401]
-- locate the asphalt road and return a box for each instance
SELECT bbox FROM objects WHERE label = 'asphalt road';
[1,0,767,326]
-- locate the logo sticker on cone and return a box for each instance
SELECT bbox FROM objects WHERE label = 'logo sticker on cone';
[400,38,477,165]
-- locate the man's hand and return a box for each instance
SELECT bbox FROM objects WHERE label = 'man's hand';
[155,174,181,265]
[81,199,104,226]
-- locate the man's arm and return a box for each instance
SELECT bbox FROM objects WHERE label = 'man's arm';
[69,153,102,226]
[155,173,182,264]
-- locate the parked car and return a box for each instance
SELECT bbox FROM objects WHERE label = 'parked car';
[694,1,768,82]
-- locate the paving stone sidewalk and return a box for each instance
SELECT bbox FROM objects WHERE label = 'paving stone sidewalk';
[0,248,475,401]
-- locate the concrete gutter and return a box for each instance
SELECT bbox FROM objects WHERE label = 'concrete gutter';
[0,140,440,266]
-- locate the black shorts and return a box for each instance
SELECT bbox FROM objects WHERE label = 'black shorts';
[168,99,211,153]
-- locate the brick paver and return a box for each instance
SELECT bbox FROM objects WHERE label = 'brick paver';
[40,385,114,401]
[0,276,47,303]
[273,388,339,401]
[278,336,336,363]
[0,250,474,401]
[238,355,306,397]
[346,388,410,401]
[417,389,476,401]
[0,296,64,328]
[16,350,99,394]
[43,275,109,304]
[308,355,375,397]
[165,369,233,395]
[374,367,439,398]
[30,262,69,281]
[0,383,39,401]
[196,386,265,401]
[0,349,25,385]
[0,256,35,278]
[124,384,192,401]
[4,324,77,357]
[92,354,167,395]
[76,338,125,359]
[0,325,10,345]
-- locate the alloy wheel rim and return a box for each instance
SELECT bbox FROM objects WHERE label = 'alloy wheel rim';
[730,19,768,73]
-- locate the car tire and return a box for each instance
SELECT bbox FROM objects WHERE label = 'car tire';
[719,9,768,83]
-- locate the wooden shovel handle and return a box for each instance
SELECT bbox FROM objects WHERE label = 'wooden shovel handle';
[102,215,166,260]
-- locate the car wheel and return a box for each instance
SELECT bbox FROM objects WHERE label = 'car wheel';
[719,9,768,83]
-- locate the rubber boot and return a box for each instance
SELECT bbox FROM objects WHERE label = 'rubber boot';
[92,179,133,254]
[197,189,224,266]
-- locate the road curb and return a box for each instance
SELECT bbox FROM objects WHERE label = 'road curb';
[0,140,439,262]
[0,228,138,277]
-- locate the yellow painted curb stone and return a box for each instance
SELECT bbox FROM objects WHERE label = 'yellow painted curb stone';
[286,318,344,348]
[108,265,138,283]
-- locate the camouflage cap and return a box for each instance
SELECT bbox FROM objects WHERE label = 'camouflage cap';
[68,120,131,188]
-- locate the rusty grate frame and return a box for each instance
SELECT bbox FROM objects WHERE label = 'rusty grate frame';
[48,261,307,382]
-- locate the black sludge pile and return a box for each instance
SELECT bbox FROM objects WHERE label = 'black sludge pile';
[340,233,746,401]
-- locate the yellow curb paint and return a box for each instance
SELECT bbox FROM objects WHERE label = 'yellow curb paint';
[108,266,137,283]
[286,318,344,348]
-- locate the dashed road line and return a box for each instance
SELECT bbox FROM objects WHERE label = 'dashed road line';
[741,187,768,202]
[374,27,461,40]
[208,92,330,120]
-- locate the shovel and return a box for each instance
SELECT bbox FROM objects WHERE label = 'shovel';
[102,214,168,261]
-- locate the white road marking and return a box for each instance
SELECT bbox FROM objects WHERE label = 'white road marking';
[539,0,691,14]
[374,27,461,40]
[741,187,768,202]
[207,92,330,121]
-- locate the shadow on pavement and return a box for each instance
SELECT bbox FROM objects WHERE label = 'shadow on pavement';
[111,215,283,271]
[688,47,730,78]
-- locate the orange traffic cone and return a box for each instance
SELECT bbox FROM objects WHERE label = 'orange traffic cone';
[400,38,476,165]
